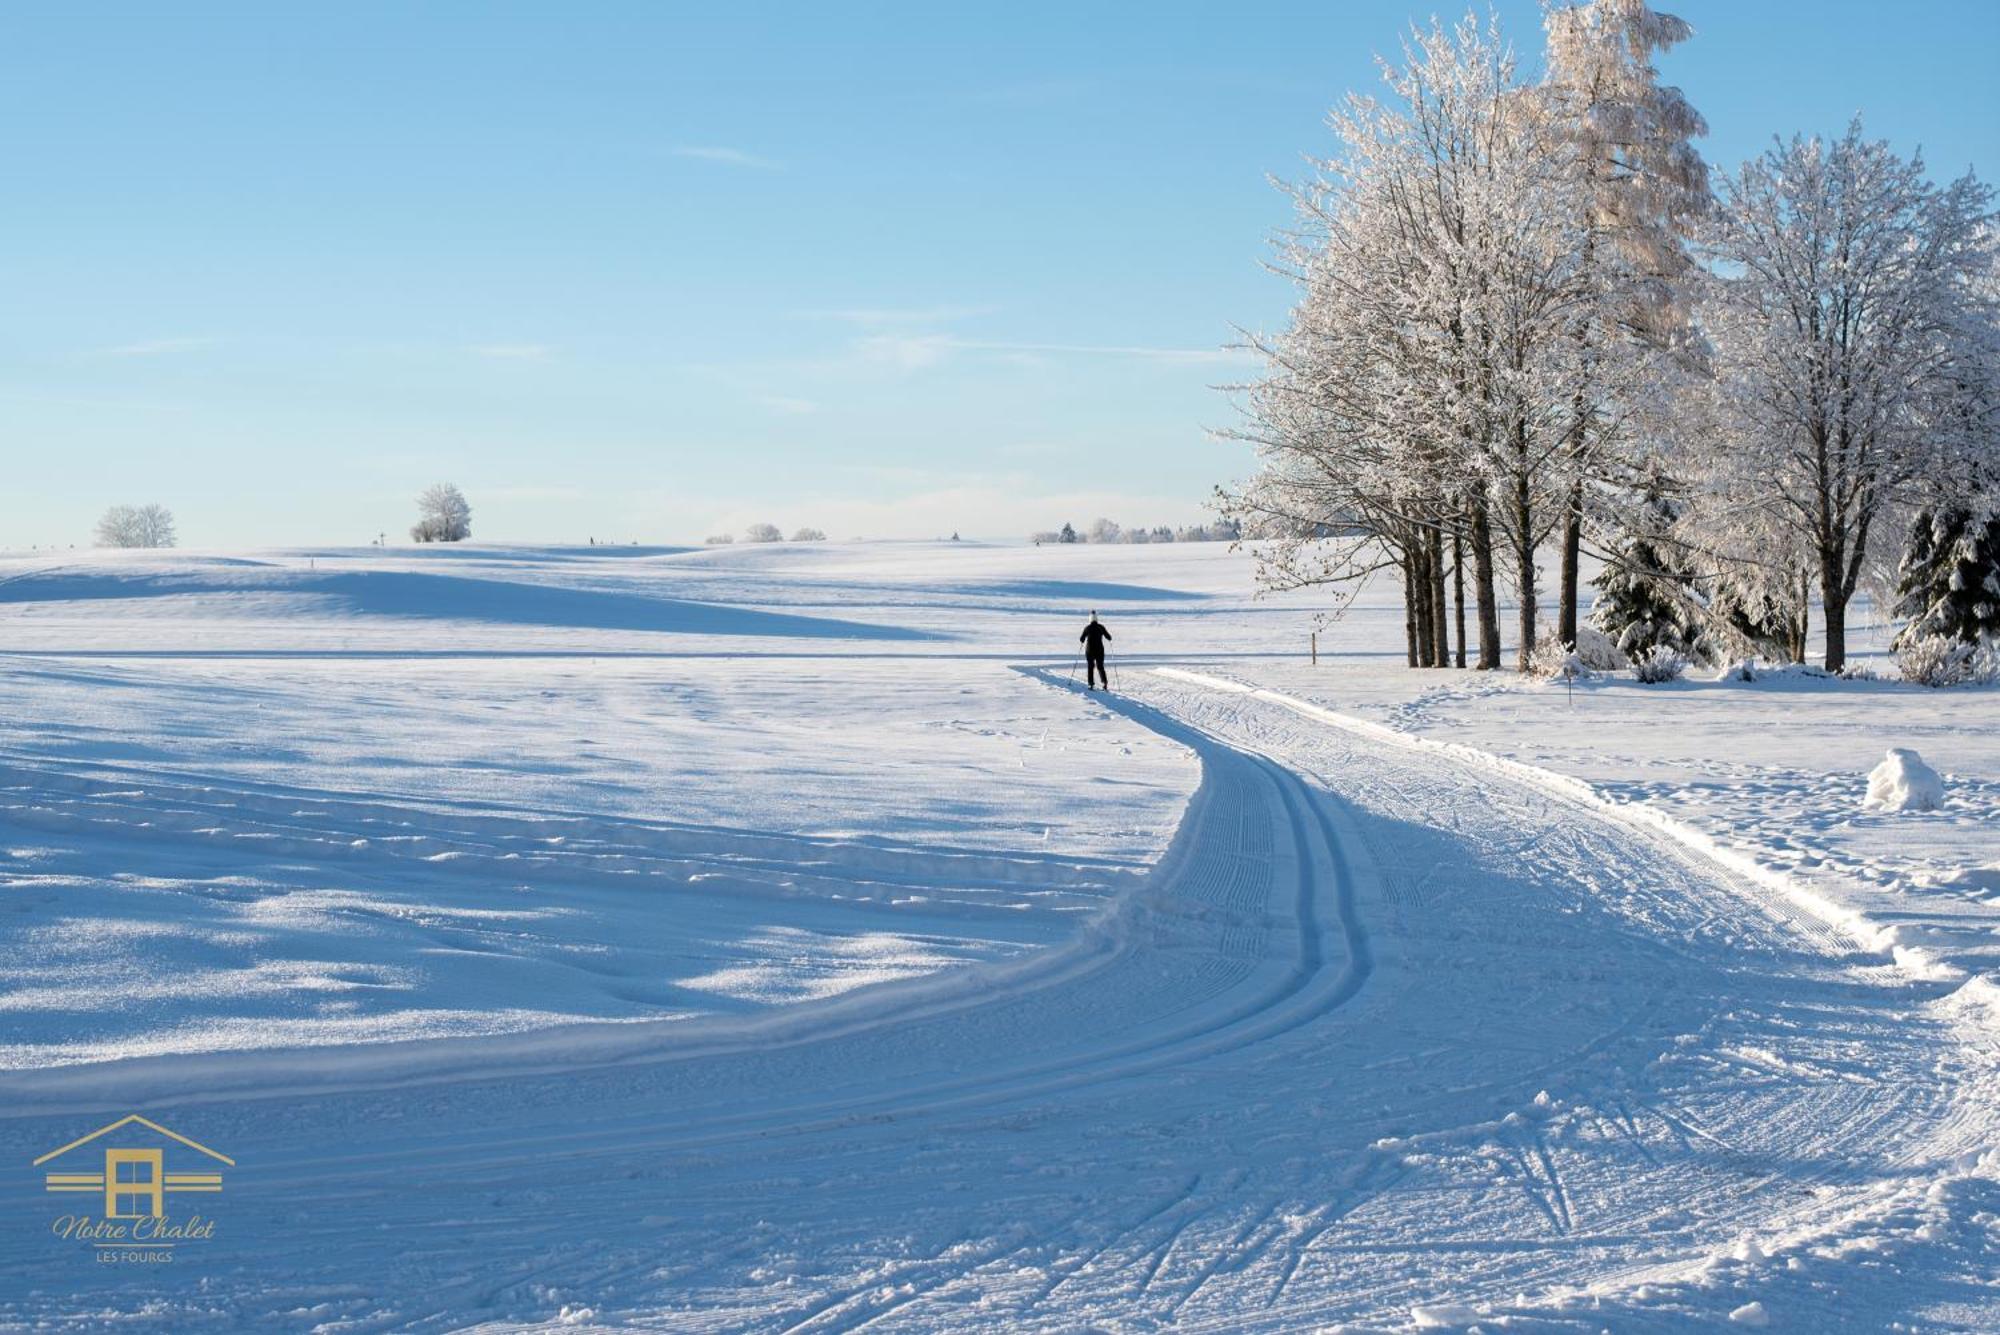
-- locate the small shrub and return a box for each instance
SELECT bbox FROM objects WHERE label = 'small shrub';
[1897,634,1999,687]
[1632,645,1688,683]
[1897,634,1972,687]
[704,533,734,545]
[1525,629,1577,679]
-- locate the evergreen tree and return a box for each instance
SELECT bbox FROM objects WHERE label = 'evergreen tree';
[1893,508,2000,646]
[1590,478,1709,662]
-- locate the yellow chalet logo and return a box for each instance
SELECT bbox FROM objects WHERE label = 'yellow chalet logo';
[34,1114,231,1260]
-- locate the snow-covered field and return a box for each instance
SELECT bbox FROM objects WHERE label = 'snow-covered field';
[0,540,1994,1331]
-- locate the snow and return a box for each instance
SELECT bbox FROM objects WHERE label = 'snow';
[0,539,1995,1330]
[1866,746,1947,813]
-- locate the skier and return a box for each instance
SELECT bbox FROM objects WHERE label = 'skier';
[1079,611,1112,690]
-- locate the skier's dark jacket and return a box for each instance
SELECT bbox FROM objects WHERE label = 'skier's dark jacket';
[1079,621,1111,656]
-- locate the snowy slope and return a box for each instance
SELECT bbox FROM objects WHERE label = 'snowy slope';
[0,540,1994,1331]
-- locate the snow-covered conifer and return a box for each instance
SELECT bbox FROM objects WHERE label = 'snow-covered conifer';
[1893,508,2000,647]
[1590,472,1709,661]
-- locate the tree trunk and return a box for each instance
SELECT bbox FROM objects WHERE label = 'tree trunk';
[1821,558,1848,674]
[1558,475,1583,647]
[1453,529,1467,669]
[1413,541,1436,668]
[1512,471,1537,671]
[1408,543,1424,663]
[1470,490,1501,670]
[1429,527,1450,668]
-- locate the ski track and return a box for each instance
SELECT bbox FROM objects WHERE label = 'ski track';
[1,668,1994,1331]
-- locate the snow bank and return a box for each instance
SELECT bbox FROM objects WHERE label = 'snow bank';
[1864,748,1944,813]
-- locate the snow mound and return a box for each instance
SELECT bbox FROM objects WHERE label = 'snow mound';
[1864,748,1944,813]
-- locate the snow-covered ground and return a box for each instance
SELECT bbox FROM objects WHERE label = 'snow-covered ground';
[0,540,1994,1330]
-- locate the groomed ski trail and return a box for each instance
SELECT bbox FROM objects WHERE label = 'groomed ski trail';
[0,668,1992,1332]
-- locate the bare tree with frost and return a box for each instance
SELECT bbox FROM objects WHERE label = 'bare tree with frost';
[94,503,177,548]
[411,483,472,542]
[1227,14,1593,670]
[1692,122,1996,671]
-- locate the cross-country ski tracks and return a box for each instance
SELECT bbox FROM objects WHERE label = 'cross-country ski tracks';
[0,669,1992,1331]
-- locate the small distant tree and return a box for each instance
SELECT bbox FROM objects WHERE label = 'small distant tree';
[1059,522,1079,544]
[790,527,827,542]
[1029,530,1060,546]
[1086,517,1121,544]
[94,503,177,548]
[410,483,472,542]
[705,533,735,545]
[744,522,783,543]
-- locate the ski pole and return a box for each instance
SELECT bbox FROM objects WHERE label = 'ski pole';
[1068,653,1080,685]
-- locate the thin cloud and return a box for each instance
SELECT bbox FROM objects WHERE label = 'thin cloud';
[92,336,218,358]
[671,145,783,170]
[970,340,1255,365]
[470,343,552,361]
[846,334,1250,371]
[853,333,960,371]
[798,305,994,328]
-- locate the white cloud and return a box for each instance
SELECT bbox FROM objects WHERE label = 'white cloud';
[671,145,783,170]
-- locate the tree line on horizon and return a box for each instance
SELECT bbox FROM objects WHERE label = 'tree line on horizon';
[1031,518,1241,546]
[1222,1,1999,685]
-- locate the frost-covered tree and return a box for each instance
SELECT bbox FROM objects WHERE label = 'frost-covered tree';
[94,503,176,548]
[1694,122,1996,671]
[1893,507,2000,647]
[411,483,472,543]
[790,527,827,542]
[1537,0,1711,646]
[1226,14,1594,670]
[744,522,783,543]
[1086,518,1121,544]
[704,533,734,545]
[1059,523,1078,544]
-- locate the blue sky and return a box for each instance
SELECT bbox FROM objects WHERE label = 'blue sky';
[4,1,1995,548]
